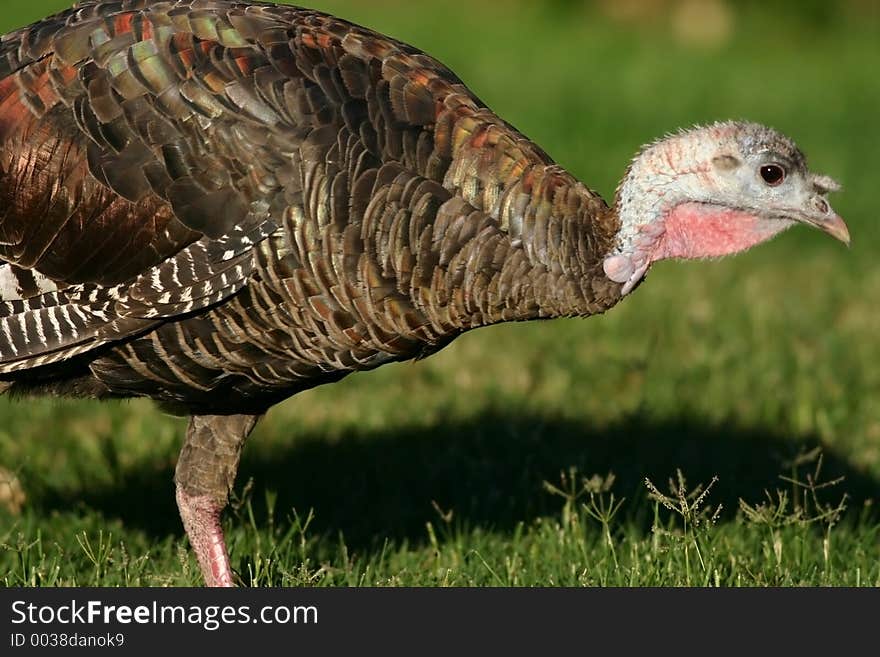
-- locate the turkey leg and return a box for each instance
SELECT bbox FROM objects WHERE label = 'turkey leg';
[175,414,260,586]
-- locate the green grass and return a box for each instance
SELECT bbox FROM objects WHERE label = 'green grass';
[1,0,879,586]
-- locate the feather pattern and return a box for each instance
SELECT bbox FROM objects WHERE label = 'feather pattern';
[0,0,621,412]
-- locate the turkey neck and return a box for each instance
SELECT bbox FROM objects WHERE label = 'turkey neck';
[420,163,624,333]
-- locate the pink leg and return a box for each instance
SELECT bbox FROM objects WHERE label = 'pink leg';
[176,486,235,587]
[174,414,260,587]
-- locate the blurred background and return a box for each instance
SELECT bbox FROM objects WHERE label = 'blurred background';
[1,1,878,584]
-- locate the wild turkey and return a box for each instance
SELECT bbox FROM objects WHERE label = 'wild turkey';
[0,0,849,586]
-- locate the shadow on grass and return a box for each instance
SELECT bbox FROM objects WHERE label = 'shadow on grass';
[43,412,879,549]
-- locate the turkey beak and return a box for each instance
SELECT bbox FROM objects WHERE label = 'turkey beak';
[811,210,851,246]
[798,174,850,246]
[797,197,850,247]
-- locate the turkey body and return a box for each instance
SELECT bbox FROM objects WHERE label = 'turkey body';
[1,0,628,585]
[0,0,622,415]
[1,0,850,588]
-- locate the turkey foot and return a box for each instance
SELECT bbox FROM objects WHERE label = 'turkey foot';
[176,486,235,587]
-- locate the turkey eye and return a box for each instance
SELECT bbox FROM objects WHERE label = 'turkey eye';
[760,164,785,186]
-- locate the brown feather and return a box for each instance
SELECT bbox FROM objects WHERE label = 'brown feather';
[0,0,621,412]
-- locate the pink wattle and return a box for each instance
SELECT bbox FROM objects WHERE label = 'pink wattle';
[654,202,790,260]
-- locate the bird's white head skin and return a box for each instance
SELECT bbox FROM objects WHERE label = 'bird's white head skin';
[604,121,850,295]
